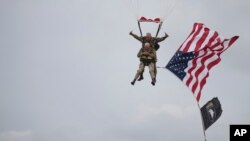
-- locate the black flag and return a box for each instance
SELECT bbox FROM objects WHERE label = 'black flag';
[201,97,223,130]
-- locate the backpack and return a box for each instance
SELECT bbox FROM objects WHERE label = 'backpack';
[154,43,160,51]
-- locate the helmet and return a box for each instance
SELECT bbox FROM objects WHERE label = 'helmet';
[146,33,152,37]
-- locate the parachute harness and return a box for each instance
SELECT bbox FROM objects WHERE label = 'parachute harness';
[137,17,163,50]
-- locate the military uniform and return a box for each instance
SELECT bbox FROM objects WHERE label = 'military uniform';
[131,43,157,85]
[130,32,168,60]
[130,32,168,82]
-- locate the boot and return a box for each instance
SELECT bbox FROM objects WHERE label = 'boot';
[151,78,156,86]
[137,74,144,81]
[131,79,136,85]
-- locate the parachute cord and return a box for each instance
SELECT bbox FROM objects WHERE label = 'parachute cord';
[156,66,166,69]
[153,22,163,50]
[131,0,140,20]
[155,22,163,38]
[137,21,143,37]
[161,0,177,22]
[122,0,140,20]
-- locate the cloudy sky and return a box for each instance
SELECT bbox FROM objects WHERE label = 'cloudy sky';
[0,0,249,141]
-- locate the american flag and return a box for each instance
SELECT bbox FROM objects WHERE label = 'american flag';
[166,23,239,102]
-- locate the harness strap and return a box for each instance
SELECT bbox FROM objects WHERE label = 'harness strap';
[155,22,163,38]
[137,21,143,37]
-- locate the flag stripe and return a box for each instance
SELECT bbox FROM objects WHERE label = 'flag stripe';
[193,51,219,96]
[194,27,210,51]
[166,23,239,102]
[203,31,219,50]
[187,49,215,97]
[183,31,218,87]
[179,23,199,50]
[192,51,216,94]
[187,26,206,52]
[183,25,204,52]
[184,50,206,87]
[196,56,221,102]
[193,52,222,101]
[180,23,204,52]
[228,36,239,47]
[220,36,239,53]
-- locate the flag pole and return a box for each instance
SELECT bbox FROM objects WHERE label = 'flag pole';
[196,102,207,141]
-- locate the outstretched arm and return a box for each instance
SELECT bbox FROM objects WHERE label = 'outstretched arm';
[155,32,169,42]
[129,31,143,42]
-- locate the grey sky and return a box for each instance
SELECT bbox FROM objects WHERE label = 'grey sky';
[0,0,249,141]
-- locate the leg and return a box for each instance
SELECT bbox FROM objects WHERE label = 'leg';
[131,62,145,85]
[137,71,144,81]
[148,62,156,86]
[154,62,157,78]
[137,48,144,81]
[153,50,157,78]
[153,49,157,62]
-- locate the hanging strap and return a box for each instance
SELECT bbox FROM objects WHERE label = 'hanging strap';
[155,21,163,38]
[137,21,143,37]
[137,21,145,47]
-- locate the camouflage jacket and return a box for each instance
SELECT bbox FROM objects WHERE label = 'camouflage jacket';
[130,32,168,50]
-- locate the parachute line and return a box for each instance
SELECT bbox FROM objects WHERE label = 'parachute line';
[124,0,177,22]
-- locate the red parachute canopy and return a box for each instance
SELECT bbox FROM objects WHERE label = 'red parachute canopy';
[138,16,161,23]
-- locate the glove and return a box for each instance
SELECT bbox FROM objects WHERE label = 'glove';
[165,32,169,37]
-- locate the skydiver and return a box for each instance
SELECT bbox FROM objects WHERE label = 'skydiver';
[131,43,156,86]
[129,31,168,81]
